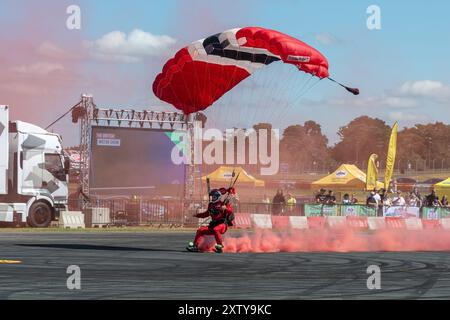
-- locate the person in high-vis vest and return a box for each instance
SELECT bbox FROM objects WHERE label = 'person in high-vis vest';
[286,193,297,213]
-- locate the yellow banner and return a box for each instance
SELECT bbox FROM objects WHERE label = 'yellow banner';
[384,122,398,189]
[366,154,378,190]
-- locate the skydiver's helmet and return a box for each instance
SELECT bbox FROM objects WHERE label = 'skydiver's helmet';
[209,189,222,203]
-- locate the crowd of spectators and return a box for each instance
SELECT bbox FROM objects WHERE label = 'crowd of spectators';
[264,186,449,216]
[315,188,358,205]
[364,187,449,209]
[311,186,449,210]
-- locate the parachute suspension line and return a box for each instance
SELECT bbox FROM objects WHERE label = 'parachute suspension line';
[223,50,246,130]
[248,67,282,127]
[205,52,217,128]
[284,75,320,116]
[266,65,309,124]
[252,59,282,124]
[265,70,311,125]
[227,52,255,130]
[327,77,360,95]
[252,64,285,125]
[265,70,305,125]
[234,52,258,129]
[285,78,322,120]
[272,74,316,125]
[211,52,228,128]
[263,66,308,124]
[274,76,321,124]
[244,54,272,128]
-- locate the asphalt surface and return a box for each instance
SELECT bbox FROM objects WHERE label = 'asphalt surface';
[1,231,450,299]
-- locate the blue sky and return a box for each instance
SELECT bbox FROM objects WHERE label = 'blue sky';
[1,0,449,146]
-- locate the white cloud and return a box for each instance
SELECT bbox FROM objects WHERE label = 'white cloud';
[310,79,450,109]
[388,111,430,123]
[11,62,64,76]
[314,33,341,46]
[85,29,177,63]
[317,96,418,108]
[398,80,450,100]
[383,97,419,108]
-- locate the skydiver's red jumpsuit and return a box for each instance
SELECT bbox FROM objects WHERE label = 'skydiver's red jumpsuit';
[194,201,234,247]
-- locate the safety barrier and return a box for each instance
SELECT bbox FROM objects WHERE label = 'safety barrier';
[346,216,369,229]
[84,207,111,227]
[271,216,290,229]
[228,213,450,231]
[233,213,252,229]
[289,216,309,229]
[250,214,272,229]
[60,211,85,229]
[65,198,450,228]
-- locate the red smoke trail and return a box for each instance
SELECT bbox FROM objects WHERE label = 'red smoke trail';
[212,228,450,253]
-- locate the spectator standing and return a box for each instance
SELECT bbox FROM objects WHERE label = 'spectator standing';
[262,194,271,214]
[280,190,286,209]
[342,193,351,205]
[383,194,392,207]
[379,188,387,201]
[286,193,297,213]
[272,189,286,215]
[378,188,387,216]
[408,192,421,207]
[441,195,449,207]
[372,188,381,205]
[315,188,327,204]
[366,191,378,209]
[412,187,423,207]
[392,191,406,206]
[425,189,441,207]
[325,190,336,205]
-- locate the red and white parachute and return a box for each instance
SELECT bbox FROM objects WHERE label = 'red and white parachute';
[153,27,358,116]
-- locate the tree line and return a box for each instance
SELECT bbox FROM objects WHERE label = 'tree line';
[261,116,450,173]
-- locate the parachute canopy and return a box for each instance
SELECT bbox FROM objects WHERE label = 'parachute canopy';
[153,27,329,115]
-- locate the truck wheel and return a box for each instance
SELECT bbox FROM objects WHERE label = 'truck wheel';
[28,202,52,227]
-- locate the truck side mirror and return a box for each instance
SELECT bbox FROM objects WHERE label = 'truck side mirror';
[64,156,70,175]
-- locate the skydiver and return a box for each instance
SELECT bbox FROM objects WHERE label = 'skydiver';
[187,187,235,253]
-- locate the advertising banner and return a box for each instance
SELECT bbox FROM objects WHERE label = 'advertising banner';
[341,205,377,217]
[422,207,450,219]
[383,206,420,218]
[304,204,338,216]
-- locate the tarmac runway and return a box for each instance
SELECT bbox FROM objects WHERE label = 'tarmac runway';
[1,231,450,299]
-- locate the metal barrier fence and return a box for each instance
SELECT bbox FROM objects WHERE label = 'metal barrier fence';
[67,199,450,226]
[68,199,186,226]
[303,204,450,219]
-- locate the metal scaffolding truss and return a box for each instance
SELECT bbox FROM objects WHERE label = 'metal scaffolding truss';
[76,94,197,206]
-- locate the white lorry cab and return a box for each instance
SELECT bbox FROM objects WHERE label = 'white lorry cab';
[0,105,69,227]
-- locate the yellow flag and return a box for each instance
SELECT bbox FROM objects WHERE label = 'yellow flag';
[366,154,378,190]
[384,122,398,189]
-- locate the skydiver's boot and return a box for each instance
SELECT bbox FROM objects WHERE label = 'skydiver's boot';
[214,244,224,253]
[186,241,199,252]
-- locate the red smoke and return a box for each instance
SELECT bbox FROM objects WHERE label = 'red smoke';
[198,228,450,253]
